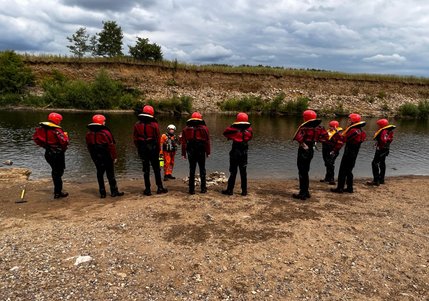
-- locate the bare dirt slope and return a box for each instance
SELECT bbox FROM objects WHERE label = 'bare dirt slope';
[27,62,429,116]
[1,176,428,300]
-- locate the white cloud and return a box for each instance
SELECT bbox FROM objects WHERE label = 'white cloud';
[362,54,407,65]
[190,43,233,62]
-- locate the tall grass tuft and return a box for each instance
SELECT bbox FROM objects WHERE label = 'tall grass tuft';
[219,94,309,115]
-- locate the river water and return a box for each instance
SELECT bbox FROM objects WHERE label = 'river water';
[1,110,428,181]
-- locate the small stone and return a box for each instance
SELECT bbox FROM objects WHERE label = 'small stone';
[9,266,19,272]
[74,255,92,266]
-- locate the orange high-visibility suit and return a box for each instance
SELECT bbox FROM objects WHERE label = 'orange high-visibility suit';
[160,133,178,176]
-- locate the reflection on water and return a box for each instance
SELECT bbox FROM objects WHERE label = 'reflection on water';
[1,110,429,180]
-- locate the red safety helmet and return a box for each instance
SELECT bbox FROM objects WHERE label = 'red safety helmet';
[329,120,339,128]
[236,112,249,123]
[142,105,154,116]
[376,118,389,128]
[92,114,106,125]
[48,112,63,125]
[303,110,317,121]
[191,112,203,120]
[349,113,361,123]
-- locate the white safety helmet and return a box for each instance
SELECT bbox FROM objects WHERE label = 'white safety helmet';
[167,124,176,131]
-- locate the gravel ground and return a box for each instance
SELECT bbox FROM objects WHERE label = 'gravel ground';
[1,176,428,300]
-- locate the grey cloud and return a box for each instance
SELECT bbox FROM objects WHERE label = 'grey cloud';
[60,0,154,12]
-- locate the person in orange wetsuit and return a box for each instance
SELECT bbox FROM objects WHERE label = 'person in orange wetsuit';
[331,113,367,193]
[366,118,396,186]
[86,114,124,198]
[320,120,344,185]
[133,105,168,196]
[293,110,328,200]
[33,112,69,199]
[181,112,211,194]
[160,124,179,181]
[221,112,253,196]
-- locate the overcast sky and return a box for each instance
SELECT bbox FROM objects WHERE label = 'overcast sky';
[1,0,429,76]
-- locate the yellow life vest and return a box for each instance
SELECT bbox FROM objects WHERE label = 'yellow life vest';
[373,124,396,140]
[40,122,62,129]
[342,121,366,136]
[292,119,321,140]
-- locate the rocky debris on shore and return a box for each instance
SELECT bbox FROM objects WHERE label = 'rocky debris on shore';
[0,167,31,182]
[183,171,228,187]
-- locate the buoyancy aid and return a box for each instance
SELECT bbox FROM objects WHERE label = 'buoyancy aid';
[133,114,160,144]
[33,122,69,151]
[373,125,395,150]
[86,123,117,160]
[293,119,327,144]
[342,122,367,144]
[181,119,211,156]
[162,133,178,152]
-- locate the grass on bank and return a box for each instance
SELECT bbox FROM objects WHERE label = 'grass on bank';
[20,53,429,85]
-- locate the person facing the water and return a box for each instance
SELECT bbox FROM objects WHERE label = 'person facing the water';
[320,120,344,185]
[133,105,168,196]
[331,113,367,194]
[293,110,328,200]
[160,124,179,181]
[86,114,124,198]
[33,112,69,199]
[221,112,253,196]
[366,118,396,186]
[181,112,211,195]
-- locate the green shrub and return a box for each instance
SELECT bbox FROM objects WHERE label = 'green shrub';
[220,96,264,112]
[39,69,136,109]
[398,103,419,117]
[143,96,193,115]
[417,100,429,119]
[0,50,34,94]
[281,97,309,114]
[0,93,22,106]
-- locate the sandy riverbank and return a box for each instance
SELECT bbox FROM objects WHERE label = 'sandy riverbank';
[0,176,428,300]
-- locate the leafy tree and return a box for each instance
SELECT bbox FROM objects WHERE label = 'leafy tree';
[89,35,99,56]
[66,27,90,58]
[129,37,163,61]
[95,20,124,57]
[0,50,34,94]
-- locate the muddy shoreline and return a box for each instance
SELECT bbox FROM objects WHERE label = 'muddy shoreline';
[1,175,428,300]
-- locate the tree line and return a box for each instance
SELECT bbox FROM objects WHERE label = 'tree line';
[67,20,163,61]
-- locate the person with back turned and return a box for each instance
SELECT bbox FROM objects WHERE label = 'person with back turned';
[33,112,69,199]
[292,110,328,200]
[86,114,124,198]
[366,118,396,186]
[181,112,211,195]
[331,113,367,194]
[221,112,253,196]
[320,120,344,185]
[133,105,168,196]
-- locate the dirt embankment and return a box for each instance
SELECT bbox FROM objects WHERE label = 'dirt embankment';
[0,175,428,300]
[26,61,429,116]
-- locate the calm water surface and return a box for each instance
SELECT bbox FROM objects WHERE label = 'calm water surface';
[1,110,429,181]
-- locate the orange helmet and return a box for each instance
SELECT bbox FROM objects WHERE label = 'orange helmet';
[48,112,63,125]
[303,110,317,121]
[329,120,339,128]
[92,114,106,125]
[349,113,361,123]
[142,105,154,116]
[191,112,203,120]
[236,112,249,123]
[376,118,389,128]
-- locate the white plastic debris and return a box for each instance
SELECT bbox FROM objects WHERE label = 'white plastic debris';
[74,255,93,266]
